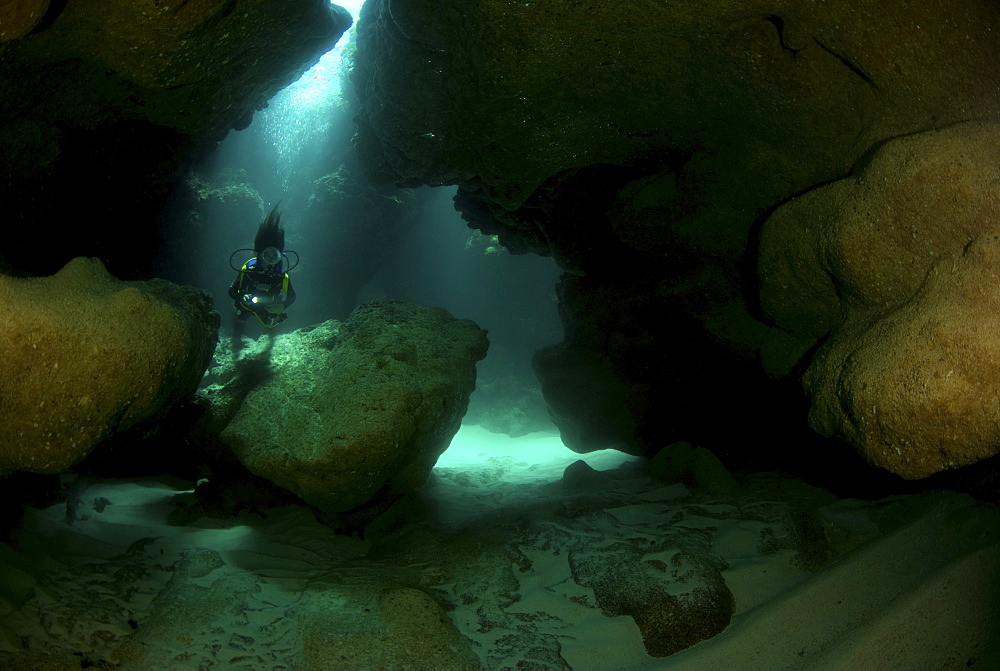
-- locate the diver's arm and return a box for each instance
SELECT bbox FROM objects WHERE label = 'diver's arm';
[228,275,243,301]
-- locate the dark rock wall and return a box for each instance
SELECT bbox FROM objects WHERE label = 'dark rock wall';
[351,0,1000,462]
[0,0,352,278]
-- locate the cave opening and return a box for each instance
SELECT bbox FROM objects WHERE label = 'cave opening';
[3,0,1000,667]
[152,0,595,478]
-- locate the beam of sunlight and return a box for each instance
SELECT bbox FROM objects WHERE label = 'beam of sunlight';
[261,1,367,191]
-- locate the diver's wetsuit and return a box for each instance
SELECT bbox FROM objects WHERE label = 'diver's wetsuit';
[228,257,296,327]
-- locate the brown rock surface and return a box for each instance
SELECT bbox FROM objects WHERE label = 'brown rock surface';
[569,537,735,656]
[758,122,1000,478]
[354,0,999,253]
[0,257,219,474]
[214,302,489,519]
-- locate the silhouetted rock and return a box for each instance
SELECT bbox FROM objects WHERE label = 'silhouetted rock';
[0,257,219,474]
[212,301,488,523]
[649,441,743,497]
[0,0,352,276]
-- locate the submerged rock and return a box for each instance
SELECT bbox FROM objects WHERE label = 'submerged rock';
[649,441,743,497]
[759,122,1000,479]
[0,257,219,475]
[297,585,480,669]
[212,301,489,522]
[569,539,735,657]
[0,0,49,42]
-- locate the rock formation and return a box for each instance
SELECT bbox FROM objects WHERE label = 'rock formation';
[2,0,998,480]
[0,0,352,277]
[569,532,735,657]
[0,257,219,474]
[102,545,481,670]
[758,122,1000,478]
[351,0,1000,475]
[210,302,489,521]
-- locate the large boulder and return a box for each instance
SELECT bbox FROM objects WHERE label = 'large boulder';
[758,122,1000,479]
[213,302,489,519]
[0,257,219,474]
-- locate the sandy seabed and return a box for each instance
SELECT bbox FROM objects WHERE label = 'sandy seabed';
[1,425,998,669]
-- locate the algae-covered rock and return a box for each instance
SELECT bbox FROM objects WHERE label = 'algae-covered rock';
[0,257,219,474]
[215,301,489,519]
[568,529,735,657]
[102,544,479,669]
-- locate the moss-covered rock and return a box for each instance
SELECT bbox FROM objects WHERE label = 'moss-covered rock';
[213,301,488,521]
[0,257,219,474]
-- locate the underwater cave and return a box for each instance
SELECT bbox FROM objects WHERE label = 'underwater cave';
[1,0,999,668]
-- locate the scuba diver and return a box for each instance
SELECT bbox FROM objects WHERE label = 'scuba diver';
[228,205,299,328]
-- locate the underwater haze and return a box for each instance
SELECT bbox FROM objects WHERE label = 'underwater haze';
[3,1,999,669]
[155,0,563,437]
